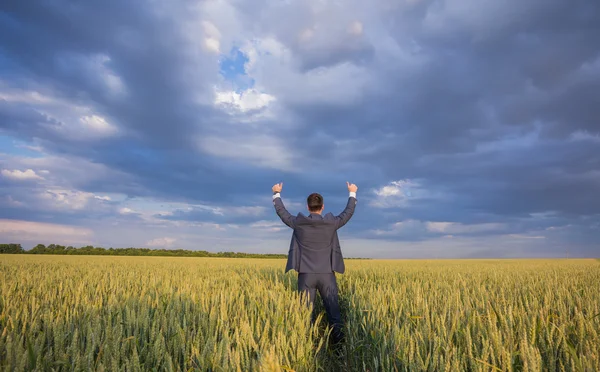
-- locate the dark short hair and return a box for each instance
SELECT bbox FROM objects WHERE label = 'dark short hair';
[307,193,324,212]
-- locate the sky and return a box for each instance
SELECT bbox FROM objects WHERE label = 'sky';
[0,0,599,258]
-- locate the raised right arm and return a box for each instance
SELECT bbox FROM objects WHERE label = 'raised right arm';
[335,182,358,229]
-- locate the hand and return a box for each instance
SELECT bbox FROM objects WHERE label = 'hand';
[272,183,283,193]
[347,181,358,193]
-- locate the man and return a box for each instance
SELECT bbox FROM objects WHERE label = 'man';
[272,181,358,345]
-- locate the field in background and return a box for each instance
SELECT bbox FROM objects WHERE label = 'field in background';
[1,256,599,371]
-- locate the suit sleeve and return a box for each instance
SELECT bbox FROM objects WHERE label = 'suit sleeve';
[335,196,357,229]
[273,195,296,229]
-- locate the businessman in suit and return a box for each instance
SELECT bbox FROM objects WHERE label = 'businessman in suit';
[272,181,358,345]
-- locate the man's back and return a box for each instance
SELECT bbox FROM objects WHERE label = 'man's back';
[294,213,339,273]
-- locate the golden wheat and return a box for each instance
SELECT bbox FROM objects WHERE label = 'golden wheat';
[1,256,598,371]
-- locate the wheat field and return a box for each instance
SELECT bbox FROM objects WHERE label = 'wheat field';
[1,255,599,371]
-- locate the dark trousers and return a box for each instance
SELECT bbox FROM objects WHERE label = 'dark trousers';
[297,272,344,344]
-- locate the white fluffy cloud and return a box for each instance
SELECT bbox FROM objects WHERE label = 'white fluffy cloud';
[119,207,135,214]
[79,115,119,136]
[375,180,414,197]
[48,113,120,141]
[371,179,422,207]
[41,189,101,211]
[214,89,276,112]
[1,169,44,181]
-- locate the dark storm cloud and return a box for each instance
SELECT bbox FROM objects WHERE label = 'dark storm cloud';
[269,0,600,147]
[1,0,259,202]
[1,0,220,148]
[268,0,600,218]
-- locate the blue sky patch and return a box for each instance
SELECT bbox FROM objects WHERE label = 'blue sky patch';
[0,135,44,158]
[218,47,255,92]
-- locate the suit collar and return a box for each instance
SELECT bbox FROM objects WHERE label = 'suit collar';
[309,212,323,219]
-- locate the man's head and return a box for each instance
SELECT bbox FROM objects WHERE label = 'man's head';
[307,193,324,214]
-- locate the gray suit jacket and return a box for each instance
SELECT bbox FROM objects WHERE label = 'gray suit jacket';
[273,195,357,274]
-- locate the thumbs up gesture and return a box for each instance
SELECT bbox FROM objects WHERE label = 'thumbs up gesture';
[272,183,283,193]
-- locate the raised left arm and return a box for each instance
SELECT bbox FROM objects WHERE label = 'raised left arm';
[272,183,296,229]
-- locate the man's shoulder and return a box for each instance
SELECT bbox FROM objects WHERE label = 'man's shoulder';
[295,214,336,226]
[295,213,311,223]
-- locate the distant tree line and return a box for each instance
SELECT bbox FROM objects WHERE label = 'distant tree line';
[0,244,25,254]
[0,243,287,259]
[1,243,369,259]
